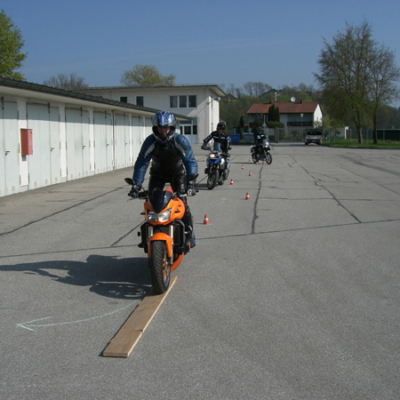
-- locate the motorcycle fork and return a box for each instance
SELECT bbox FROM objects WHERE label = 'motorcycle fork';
[147,226,174,260]
[148,228,186,272]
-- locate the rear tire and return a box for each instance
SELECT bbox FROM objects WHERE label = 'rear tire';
[207,170,218,190]
[149,241,170,294]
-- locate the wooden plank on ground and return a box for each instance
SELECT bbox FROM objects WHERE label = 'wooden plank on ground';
[103,276,177,358]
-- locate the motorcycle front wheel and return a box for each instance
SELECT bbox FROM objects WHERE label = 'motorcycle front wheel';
[207,170,219,190]
[218,170,224,185]
[149,240,171,294]
[265,152,272,164]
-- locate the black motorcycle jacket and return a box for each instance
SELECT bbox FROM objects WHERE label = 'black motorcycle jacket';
[204,131,231,153]
[254,132,266,144]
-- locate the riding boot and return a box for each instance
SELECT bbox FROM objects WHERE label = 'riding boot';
[182,207,196,249]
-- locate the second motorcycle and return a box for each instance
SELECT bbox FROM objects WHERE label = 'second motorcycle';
[202,144,230,190]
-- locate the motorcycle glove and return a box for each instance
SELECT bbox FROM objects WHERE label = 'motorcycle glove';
[128,184,141,199]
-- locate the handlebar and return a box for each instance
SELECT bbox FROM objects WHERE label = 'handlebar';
[125,177,196,199]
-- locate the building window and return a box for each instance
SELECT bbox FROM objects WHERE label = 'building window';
[120,96,128,103]
[169,95,197,108]
[170,96,178,108]
[179,95,187,108]
[136,96,144,107]
[180,119,197,135]
[189,95,197,108]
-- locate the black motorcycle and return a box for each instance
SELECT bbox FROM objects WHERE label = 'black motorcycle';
[201,145,230,190]
[251,140,272,164]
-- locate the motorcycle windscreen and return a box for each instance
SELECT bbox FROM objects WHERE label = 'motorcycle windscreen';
[213,142,221,152]
[149,189,173,213]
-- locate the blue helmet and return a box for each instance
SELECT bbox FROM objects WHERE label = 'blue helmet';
[152,111,176,143]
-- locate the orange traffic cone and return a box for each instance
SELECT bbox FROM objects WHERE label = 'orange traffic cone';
[203,214,209,225]
[245,192,250,200]
[230,179,234,185]
[249,171,252,176]
[241,165,244,169]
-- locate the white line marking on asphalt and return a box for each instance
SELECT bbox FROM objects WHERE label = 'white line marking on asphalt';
[16,303,134,331]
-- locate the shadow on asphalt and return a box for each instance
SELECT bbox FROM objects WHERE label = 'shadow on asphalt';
[0,255,151,300]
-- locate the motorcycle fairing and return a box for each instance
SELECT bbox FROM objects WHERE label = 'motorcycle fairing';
[207,156,223,165]
[148,188,173,213]
[144,190,185,224]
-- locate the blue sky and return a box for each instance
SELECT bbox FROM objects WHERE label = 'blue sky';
[3,0,400,99]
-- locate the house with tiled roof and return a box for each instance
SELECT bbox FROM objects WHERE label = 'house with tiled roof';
[247,101,323,128]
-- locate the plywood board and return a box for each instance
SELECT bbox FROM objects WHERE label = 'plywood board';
[103,276,177,358]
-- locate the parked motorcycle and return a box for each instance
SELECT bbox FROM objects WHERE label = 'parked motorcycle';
[201,145,230,190]
[251,140,272,164]
[125,177,194,294]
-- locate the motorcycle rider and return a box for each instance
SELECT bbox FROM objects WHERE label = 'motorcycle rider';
[129,110,198,249]
[253,127,267,155]
[202,121,231,175]
[254,127,267,145]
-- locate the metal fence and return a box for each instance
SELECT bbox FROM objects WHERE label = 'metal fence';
[271,128,400,143]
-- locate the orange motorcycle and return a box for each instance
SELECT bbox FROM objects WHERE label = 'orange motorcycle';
[125,178,192,294]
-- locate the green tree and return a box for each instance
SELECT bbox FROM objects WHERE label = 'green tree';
[297,91,313,102]
[120,64,175,86]
[315,21,376,143]
[368,44,400,143]
[274,106,280,122]
[220,93,260,133]
[239,116,245,130]
[0,9,27,80]
[43,73,88,90]
[268,104,275,121]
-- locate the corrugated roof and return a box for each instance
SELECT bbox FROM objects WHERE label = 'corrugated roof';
[247,102,320,114]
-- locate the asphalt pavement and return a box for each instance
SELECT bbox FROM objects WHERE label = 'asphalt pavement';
[1,143,400,400]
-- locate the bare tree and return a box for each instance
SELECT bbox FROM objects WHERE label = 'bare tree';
[43,73,89,90]
[225,83,237,96]
[243,82,271,97]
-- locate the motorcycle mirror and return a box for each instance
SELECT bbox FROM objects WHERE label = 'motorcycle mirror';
[125,177,134,185]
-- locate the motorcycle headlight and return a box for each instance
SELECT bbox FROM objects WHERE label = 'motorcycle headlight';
[209,153,217,159]
[158,208,172,223]
[147,211,158,222]
[147,208,172,223]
